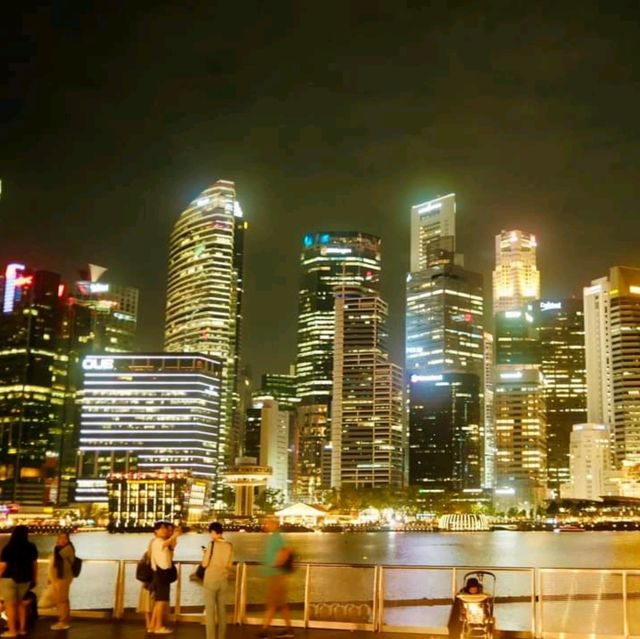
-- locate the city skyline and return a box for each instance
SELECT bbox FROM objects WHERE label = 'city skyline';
[3,3,640,377]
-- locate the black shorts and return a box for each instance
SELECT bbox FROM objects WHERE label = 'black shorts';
[152,568,173,602]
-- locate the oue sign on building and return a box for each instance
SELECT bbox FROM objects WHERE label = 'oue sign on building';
[82,357,115,371]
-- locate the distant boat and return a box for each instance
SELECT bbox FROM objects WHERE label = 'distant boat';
[555,524,585,532]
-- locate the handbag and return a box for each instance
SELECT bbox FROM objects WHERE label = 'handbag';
[71,556,83,578]
[136,544,154,583]
[190,542,213,582]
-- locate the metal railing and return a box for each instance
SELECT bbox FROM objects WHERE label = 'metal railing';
[34,559,640,638]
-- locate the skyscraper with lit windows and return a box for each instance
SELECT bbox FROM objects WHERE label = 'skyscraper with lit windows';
[294,231,381,498]
[584,266,640,466]
[164,180,246,468]
[406,194,485,495]
[76,354,222,503]
[492,231,546,506]
[492,230,540,314]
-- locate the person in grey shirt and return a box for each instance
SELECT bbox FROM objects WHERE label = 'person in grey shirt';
[201,522,233,639]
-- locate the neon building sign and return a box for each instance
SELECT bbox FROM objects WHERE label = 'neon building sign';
[3,263,26,314]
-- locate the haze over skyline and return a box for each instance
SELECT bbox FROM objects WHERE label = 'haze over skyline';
[2,2,640,375]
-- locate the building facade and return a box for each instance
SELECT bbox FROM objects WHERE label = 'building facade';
[410,194,457,271]
[409,372,482,492]
[0,266,66,505]
[564,423,611,500]
[584,267,640,466]
[259,399,290,497]
[76,354,222,503]
[294,231,381,498]
[406,194,485,494]
[331,295,404,489]
[536,300,587,494]
[492,230,540,315]
[164,180,245,469]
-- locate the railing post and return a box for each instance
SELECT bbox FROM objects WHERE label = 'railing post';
[238,562,248,625]
[113,560,125,620]
[376,565,385,632]
[451,566,457,599]
[303,564,311,629]
[174,562,182,622]
[535,568,543,638]
[622,570,629,639]
[233,562,241,625]
[531,568,536,638]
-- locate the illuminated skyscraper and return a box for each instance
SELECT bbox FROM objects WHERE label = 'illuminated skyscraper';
[294,231,381,498]
[536,300,587,494]
[0,267,66,505]
[76,354,222,503]
[492,230,540,314]
[410,194,457,271]
[331,295,403,489]
[406,194,485,494]
[492,231,546,506]
[483,332,496,489]
[584,266,640,466]
[164,180,245,469]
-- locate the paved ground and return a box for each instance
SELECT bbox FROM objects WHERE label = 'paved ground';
[17,620,427,639]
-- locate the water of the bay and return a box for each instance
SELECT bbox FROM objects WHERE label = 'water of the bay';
[23,529,640,568]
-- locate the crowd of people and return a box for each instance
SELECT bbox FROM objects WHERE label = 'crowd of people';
[0,517,295,638]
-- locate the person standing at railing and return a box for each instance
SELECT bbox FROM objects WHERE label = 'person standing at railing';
[149,521,181,635]
[201,522,233,639]
[0,525,38,638]
[259,517,294,639]
[47,532,76,631]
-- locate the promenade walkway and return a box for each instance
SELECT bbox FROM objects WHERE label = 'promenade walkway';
[28,621,426,639]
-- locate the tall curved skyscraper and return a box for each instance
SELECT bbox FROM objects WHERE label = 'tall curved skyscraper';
[164,180,246,470]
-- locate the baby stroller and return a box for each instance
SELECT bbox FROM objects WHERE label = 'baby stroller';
[455,571,495,639]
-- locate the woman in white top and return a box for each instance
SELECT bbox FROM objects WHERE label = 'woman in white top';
[149,521,181,635]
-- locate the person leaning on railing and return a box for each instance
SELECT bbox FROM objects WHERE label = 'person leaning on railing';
[200,522,233,639]
[47,532,76,631]
[148,521,181,635]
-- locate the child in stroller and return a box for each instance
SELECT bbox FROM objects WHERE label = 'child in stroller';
[447,572,495,639]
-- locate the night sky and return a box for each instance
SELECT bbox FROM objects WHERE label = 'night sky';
[2,1,640,377]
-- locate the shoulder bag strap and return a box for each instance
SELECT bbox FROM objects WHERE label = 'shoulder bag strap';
[204,541,215,568]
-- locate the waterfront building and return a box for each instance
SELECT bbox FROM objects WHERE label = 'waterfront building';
[584,266,640,466]
[410,194,457,271]
[492,230,546,507]
[494,365,547,505]
[107,471,209,530]
[483,331,496,488]
[563,423,610,501]
[406,194,485,494]
[259,399,290,497]
[536,300,587,494]
[294,231,381,498]
[76,354,222,503]
[0,266,66,505]
[409,372,482,492]
[164,180,245,470]
[492,230,540,315]
[331,295,404,489]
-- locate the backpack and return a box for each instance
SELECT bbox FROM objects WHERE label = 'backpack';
[71,556,83,578]
[280,548,295,574]
[136,550,153,583]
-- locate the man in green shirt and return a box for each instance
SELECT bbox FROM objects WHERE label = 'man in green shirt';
[259,517,293,638]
